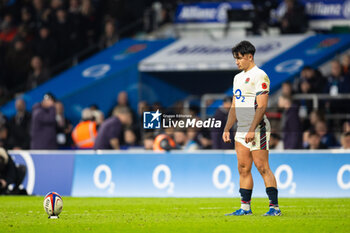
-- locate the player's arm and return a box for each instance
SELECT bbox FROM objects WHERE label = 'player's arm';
[245,94,268,143]
[222,98,236,143]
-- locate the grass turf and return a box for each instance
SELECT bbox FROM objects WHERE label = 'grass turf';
[0,197,349,233]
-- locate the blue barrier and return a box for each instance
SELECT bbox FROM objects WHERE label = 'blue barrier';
[12,152,75,196]
[9,151,350,197]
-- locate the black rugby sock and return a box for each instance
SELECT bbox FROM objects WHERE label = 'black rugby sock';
[239,188,252,203]
[266,187,278,207]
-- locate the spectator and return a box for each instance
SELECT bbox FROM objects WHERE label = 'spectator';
[278,95,302,149]
[71,108,97,149]
[122,128,138,149]
[143,133,154,150]
[196,128,212,149]
[137,100,150,120]
[211,96,234,149]
[32,0,47,25]
[55,101,73,149]
[315,120,338,148]
[68,0,85,54]
[92,109,104,129]
[0,112,7,129]
[174,129,199,151]
[69,0,81,14]
[343,121,350,133]
[46,0,64,23]
[33,26,57,66]
[302,109,325,132]
[281,82,293,97]
[0,124,8,149]
[0,85,10,106]
[294,66,326,94]
[151,102,163,112]
[81,0,97,46]
[16,24,34,44]
[340,132,350,149]
[109,91,137,133]
[116,91,129,107]
[8,98,31,149]
[20,7,36,35]
[309,110,325,129]
[0,13,17,43]
[51,0,64,10]
[94,106,132,150]
[325,60,350,95]
[294,67,326,119]
[250,0,278,35]
[306,130,327,149]
[52,8,73,62]
[341,54,350,75]
[27,56,50,90]
[30,93,57,149]
[98,20,118,49]
[269,133,284,150]
[109,91,133,115]
[187,129,201,150]
[324,61,350,113]
[0,148,27,195]
[279,0,307,34]
[5,38,32,91]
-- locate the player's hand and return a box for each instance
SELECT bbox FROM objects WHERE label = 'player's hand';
[222,131,231,143]
[245,131,255,144]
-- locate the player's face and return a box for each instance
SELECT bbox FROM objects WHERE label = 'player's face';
[233,53,252,71]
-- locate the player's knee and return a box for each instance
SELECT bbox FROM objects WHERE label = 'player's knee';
[256,164,268,176]
[238,163,251,176]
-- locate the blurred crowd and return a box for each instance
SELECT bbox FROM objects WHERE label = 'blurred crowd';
[0,0,176,105]
[0,0,312,105]
[0,0,102,104]
[274,56,350,150]
[0,60,350,151]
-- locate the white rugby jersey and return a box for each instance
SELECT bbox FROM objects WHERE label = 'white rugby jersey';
[233,65,270,129]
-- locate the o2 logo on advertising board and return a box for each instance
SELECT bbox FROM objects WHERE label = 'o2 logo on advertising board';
[93,164,115,194]
[337,164,350,190]
[212,165,234,194]
[275,164,296,195]
[152,164,174,194]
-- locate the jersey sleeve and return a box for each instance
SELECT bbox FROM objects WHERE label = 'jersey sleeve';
[255,72,270,95]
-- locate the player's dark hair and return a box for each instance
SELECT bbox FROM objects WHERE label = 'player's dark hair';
[232,41,256,57]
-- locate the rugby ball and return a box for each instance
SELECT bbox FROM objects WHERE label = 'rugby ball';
[43,192,63,217]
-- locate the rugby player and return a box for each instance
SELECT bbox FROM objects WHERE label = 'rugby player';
[222,41,281,216]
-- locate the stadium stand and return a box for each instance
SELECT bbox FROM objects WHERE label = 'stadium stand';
[0,0,350,150]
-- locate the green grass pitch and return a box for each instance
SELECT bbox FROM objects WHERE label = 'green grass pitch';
[0,197,349,233]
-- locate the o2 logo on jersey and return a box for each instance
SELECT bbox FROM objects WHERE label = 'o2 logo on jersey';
[234,89,245,102]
